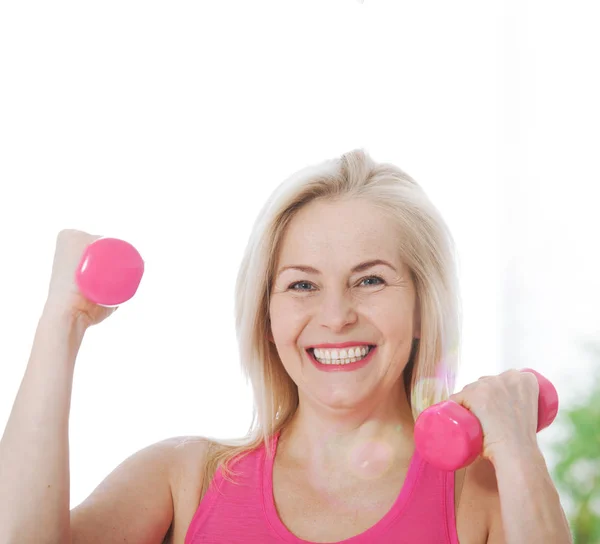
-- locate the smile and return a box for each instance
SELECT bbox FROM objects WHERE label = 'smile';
[306,346,377,372]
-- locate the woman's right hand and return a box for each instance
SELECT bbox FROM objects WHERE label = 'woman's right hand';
[44,229,119,327]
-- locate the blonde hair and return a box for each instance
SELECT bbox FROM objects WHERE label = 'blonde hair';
[187,149,462,500]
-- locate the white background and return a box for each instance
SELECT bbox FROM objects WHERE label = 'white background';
[0,1,598,511]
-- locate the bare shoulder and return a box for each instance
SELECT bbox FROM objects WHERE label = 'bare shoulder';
[456,457,503,544]
[164,436,213,544]
[167,435,212,504]
[168,435,212,479]
[70,436,199,544]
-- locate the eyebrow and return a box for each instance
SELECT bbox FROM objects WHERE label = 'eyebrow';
[276,259,398,279]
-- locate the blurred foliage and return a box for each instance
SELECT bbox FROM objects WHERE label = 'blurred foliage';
[548,345,600,544]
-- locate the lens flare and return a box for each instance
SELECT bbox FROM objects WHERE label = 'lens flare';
[345,438,395,480]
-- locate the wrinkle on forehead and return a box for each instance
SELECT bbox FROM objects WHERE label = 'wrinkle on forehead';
[277,200,406,273]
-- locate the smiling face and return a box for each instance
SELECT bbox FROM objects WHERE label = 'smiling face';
[269,198,421,412]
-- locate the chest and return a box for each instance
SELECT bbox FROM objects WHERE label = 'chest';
[273,467,489,544]
[272,462,408,542]
[170,447,489,544]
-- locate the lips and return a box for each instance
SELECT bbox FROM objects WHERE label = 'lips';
[305,345,375,357]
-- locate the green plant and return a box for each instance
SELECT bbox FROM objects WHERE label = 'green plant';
[549,350,600,544]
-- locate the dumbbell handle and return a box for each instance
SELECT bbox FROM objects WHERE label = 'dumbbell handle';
[413,368,559,471]
[75,237,145,307]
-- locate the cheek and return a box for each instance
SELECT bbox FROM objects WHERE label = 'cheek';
[370,306,415,339]
[270,296,308,334]
[269,306,299,343]
[363,296,407,320]
[270,319,287,343]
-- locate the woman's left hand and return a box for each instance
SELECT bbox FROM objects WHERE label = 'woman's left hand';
[448,369,542,464]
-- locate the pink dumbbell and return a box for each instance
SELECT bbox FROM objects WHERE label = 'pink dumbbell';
[413,368,559,471]
[75,237,145,307]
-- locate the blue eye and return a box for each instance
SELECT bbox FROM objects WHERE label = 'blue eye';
[288,276,385,291]
[289,281,314,291]
[360,275,385,287]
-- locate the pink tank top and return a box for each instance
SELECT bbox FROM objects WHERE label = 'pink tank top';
[185,431,460,543]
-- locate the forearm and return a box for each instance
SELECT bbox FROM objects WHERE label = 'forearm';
[492,444,573,544]
[0,307,87,544]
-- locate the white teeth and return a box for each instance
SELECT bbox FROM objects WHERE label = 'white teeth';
[312,345,373,365]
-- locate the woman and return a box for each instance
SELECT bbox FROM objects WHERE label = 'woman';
[0,150,571,543]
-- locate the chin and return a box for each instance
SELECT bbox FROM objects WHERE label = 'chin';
[311,388,373,411]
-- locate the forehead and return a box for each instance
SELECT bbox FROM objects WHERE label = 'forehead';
[277,199,402,266]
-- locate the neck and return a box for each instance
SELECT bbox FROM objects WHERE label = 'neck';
[278,382,415,480]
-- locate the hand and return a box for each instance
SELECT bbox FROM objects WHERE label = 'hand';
[448,369,541,464]
[44,229,119,327]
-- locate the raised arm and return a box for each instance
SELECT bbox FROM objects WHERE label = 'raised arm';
[0,230,173,544]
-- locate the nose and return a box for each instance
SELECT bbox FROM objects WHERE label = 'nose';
[316,287,358,332]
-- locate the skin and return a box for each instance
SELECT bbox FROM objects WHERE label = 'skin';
[166,197,490,543]
[262,197,571,543]
[268,197,422,496]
